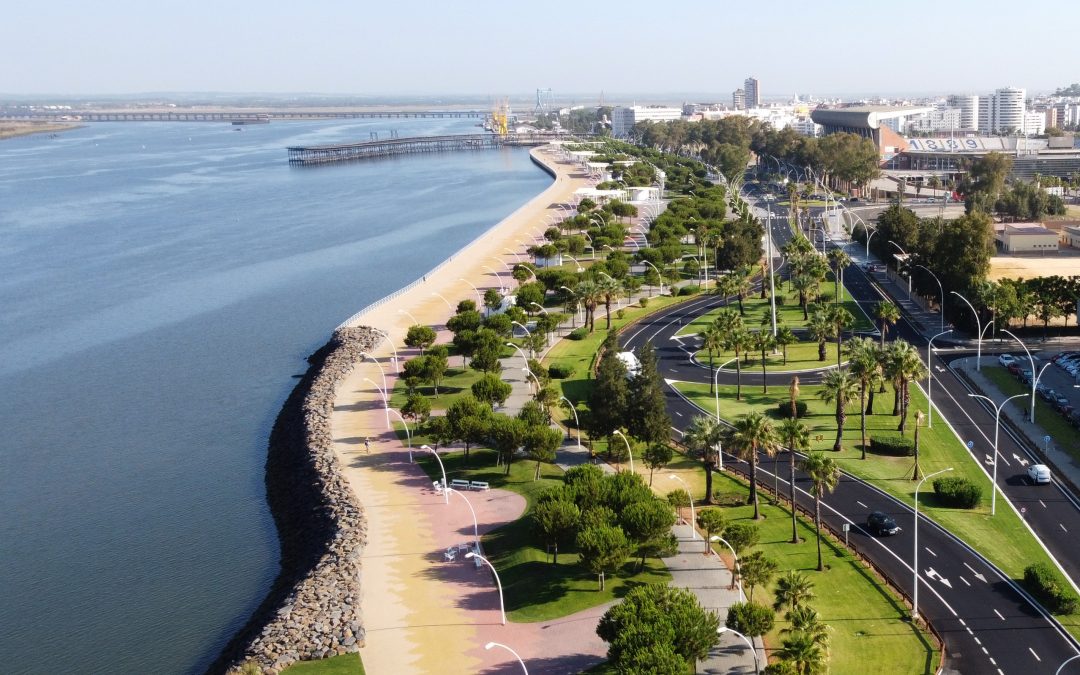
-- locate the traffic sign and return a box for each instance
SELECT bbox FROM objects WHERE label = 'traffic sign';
[966,440,974,449]
[1044,435,1052,443]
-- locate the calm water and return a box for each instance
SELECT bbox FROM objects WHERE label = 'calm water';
[0,119,550,674]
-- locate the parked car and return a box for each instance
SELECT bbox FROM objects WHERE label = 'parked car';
[1027,464,1052,485]
[999,354,1017,367]
[866,511,901,536]
[1007,363,1022,375]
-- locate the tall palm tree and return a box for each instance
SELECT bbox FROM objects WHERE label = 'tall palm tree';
[800,451,840,571]
[717,271,740,303]
[782,604,831,653]
[728,326,751,401]
[827,248,852,305]
[818,370,859,452]
[728,411,779,519]
[807,309,834,362]
[701,324,725,394]
[597,275,621,329]
[752,330,776,393]
[874,301,900,348]
[791,273,817,320]
[733,268,752,315]
[773,570,816,614]
[575,279,602,332]
[775,324,797,365]
[684,414,723,504]
[778,417,810,543]
[845,337,880,459]
[826,305,854,366]
[891,340,928,435]
[776,631,827,675]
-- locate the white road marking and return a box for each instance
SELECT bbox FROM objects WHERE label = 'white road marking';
[1061,523,1068,532]
[990,658,997,666]
[1029,647,1041,662]
[974,637,981,645]
[994,608,1005,621]
[674,411,683,417]
[958,618,966,626]
[982,647,988,655]
[966,626,973,635]
[959,576,970,586]
[856,500,868,509]
[984,454,994,465]
[963,562,988,583]
[924,546,937,557]
[1040,500,1047,508]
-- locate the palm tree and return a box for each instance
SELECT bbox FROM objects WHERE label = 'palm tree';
[684,414,723,504]
[807,309,834,362]
[733,268,752,315]
[728,326,751,401]
[778,417,810,543]
[701,324,724,394]
[773,570,816,614]
[782,604,831,653]
[826,305,854,367]
[597,275,621,329]
[827,248,852,304]
[775,325,797,365]
[728,411,779,519]
[717,271,740,304]
[891,340,927,435]
[575,279,602,332]
[881,341,904,417]
[800,451,840,571]
[845,337,880,458]
[752,330,776,393]
[874,301,900,348]
[791,273,817,320]
[818,370,859,452]
[776,630,827,675]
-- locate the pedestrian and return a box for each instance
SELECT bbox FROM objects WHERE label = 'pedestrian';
[364,437,370,454]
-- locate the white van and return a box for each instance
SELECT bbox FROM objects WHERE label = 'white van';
[616,351,641,378]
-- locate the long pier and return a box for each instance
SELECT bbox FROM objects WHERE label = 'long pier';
[0,110,486,123]
[286,133,567,166]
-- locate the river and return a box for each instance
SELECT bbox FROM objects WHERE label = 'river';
[0,119,550,674]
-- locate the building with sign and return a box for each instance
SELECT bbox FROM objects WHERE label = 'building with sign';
[890,136,1080,180]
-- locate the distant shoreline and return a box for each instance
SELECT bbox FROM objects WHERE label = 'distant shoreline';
[0,122,80,141]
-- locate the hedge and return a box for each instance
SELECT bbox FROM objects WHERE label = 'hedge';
[1024,562,1080,614]
[568,327,589,341]
[868,436,915,457]
[932,476,982,509]
[548,363,575,379]
[776,401,808,419]
[678,285,700,296]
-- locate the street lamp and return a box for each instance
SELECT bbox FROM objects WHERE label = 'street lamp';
[564,254,584,273]
[926,330,952,428]
[714,356,737,422]
[640,260,664,297]
[431,291,454,312]
[484,642,527,674]
[950,291,984,371]
[888,241,912,293]
[914,264,945,333]
[969,393,1024,516]
[362,377,391,430]
[865,226,879,259]
[523,367,542,396]
[668,474,696,539]
[717,627,759,674]
[459,278,483,307]
[1003,329,1049,424]
[506,342,531,371]
[421,445,448,504]
[446,487,480,550]
[482,265,507,293]
[465,551,506,625]
[710,535,744,597]
[612,429,634,474]
[397,308,420,326]
[559,396,582,448]
[914,467,954,622]
[559,285,582,325]
[387,407,412,463]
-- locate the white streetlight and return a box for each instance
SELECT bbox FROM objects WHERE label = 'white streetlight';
[494,257,514,273]
[506,342,531,370]
[484,642,527,674]
[363,377,391,430]
[459,278,483,307]
[969,393,1024,516]
[371,328,400,372]
[1003,329,1049,424]
[559,396,581,448]
[559,285,582,325]
[914,264,945,333]
[926,330,952,428]
[564,254,583,273]
[421,444,448,504]
[668,474,697,539]
[511,320,532,340]
[641,260,664,297]
[446,487,479,549]
[359,351,388,399]
[914,466,953,622]
[717,627,758,674]
[714,356,737,424]
[1056,654,1080,675]
[504,247,524,261]
[865,226,880,259]
[431,291,454,312]
[387,407,412,463]
[397,308,421,327]
[887,240,913,293]
[465,551,506,625]
[482,265,507,293]
[612,429,634,474]
[710,535,744,597]
[766,202,777,336]
[950,291,984,371]
[523,367,541,396]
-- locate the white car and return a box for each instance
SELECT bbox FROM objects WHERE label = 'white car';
[998,354,1016,367]
[1027,464,1052,485]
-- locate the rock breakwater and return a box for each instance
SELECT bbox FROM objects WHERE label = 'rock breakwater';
[211,326,379,674]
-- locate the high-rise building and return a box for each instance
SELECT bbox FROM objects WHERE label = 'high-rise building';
[947,94,980,130]
[732,88,746,110]
[993,87,1026,133]
[744,77,760,108]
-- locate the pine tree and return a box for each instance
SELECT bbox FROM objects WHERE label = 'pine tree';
[587,334,629,442]
[627,340,672,445]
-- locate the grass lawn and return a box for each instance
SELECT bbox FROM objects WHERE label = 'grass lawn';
[981,365,1080,465]
[388,364,485,413]
[676,278,873,337]
[282,653,364,674]
[413,447,671,622]
[699,338,846,374]
[690,472,939,675]
[672,380,1080,637]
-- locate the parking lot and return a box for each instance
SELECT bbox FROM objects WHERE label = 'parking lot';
[998,351,1080,430]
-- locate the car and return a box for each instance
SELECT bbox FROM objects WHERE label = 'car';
[998,354,1016,367]
[1027,464,1052,485]
[866,511,901,536]
[1007,363,1022,375]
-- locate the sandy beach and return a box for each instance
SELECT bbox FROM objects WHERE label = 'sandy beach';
[331,147,612,673]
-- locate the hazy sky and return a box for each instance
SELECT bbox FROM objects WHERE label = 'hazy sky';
[4,0,1077,98]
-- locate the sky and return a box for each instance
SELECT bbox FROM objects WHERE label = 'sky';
[3,0,1078,99]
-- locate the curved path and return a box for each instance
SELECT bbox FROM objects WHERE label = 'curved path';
[620,200,1080,674]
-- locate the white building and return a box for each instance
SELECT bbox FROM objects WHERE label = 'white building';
[744,77,760,108]
[947,94,980,130]
[611,106,683,137]
[1023,109,1046,136]
[908,104,962,132]
[732,88,746,110]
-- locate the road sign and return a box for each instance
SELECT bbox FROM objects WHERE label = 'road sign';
[843,523,850,546]
[1044,435,1052,443]
[966,440,974,449]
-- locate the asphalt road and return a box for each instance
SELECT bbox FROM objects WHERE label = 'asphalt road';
[619,196,1080,673]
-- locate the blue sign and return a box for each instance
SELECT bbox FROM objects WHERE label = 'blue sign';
[966,440,974,449]
[1044,435,1052,443]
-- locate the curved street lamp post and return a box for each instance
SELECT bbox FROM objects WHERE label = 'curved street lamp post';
[969,393,1025,516]
[914,467,954,622]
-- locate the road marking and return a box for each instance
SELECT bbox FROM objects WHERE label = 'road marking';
[990,657,997,666]
[984,454,994,465]
[924,546,937,557]
[1029,647,1041,662]
[963,562,988,583]
[674,411,683,417]
[982,647,988,655]
[966,626,973,635]
[994,608,1005,621]
[959,575,970,586]
[958,618,966,626]
[1061,523,1068,532]
[1040,499,1047,508]
[925,567,952,588]
[856,500,868,509]
[670,426,684,436]
[974,637,981,645]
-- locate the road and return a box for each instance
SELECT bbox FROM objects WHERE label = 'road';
[618,191,1080,673]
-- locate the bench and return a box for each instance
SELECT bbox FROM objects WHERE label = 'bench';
[433,480,443,493]
[450,479,471,491]
[469,481,490,491]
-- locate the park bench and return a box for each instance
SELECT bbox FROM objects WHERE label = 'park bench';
[469,481,490,491]
[450,479,472,491]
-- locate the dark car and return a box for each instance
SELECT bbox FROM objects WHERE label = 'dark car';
[867,511,901,536]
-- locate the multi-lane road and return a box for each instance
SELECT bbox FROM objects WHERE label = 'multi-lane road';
[620,191,1080,673]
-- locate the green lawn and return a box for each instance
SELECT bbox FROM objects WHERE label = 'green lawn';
[677,278,873,337]
[699,338,846,374]
[982,365,1080,465]
[700,472,939,675]
[671,380,1080,638]
[388,364,485,412]
[413,447,671,622]
[282,653,364,674]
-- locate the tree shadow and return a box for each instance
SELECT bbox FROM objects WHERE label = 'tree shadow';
[476,652,604,675]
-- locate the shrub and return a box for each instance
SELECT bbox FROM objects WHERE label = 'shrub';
[678,285,700,296]
[569,327,589,341]
[711,491,745,507]
[639,297,650,308]
[776,401,808,419]
[932,476,982,509]
[548,363,575,379]
[616,308,626,319]
[1024,562,1080,614]
[869,436,915,457]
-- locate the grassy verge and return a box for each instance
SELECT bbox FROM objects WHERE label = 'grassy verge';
[282,653,364,674]
[699,339,845,374]
[413,447,670,622]
[687,472,939,675]
[671,380,1080,638]
[388,364,485,412]
[981,365,1080,465]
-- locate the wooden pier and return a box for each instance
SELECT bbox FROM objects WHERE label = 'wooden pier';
[286,133,565,166]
